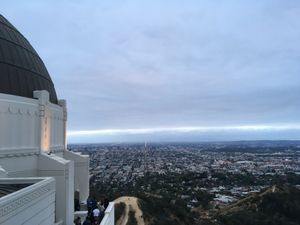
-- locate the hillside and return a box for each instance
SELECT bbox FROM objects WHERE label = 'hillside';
[113,185,300,225]
[114,196,145,225]
[114,194,197,225]
[212,185,300,225]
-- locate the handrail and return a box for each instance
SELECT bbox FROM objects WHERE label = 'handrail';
[100,202,115,225]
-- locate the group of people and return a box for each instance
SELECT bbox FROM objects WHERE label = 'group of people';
[74,197,109,225]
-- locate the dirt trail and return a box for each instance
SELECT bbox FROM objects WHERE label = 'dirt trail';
[114,196,145,225]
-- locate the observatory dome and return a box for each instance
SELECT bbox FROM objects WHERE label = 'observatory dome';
[0,15,57,103]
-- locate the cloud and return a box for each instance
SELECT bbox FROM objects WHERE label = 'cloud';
[2,0,300,142]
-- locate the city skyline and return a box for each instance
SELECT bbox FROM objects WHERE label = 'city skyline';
[3,1,300,142]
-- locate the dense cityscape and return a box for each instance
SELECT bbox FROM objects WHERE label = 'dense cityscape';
[69,141,300,224]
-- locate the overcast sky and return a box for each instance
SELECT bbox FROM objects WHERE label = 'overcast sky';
[3,0,300,142]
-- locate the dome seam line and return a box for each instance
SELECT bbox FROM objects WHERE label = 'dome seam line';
[0,36,41,59]
[0,19,39,56]
[0,61,54,84]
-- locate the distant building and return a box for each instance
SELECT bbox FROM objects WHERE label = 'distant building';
[0,15,114,225]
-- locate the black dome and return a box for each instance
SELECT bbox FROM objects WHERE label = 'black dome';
[0,15,57,103]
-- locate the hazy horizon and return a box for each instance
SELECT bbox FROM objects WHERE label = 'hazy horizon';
[67,126,300,143]
[68,139,300,145]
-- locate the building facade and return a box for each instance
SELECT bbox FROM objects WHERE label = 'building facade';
[0,15,114,225]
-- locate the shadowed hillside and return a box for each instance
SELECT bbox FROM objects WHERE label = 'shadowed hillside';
[211,185,300,225]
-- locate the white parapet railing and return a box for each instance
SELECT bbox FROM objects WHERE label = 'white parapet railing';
[0,177,56,225]
[100,202,115,225]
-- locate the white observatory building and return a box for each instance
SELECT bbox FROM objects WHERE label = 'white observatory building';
[0,15,114,225]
